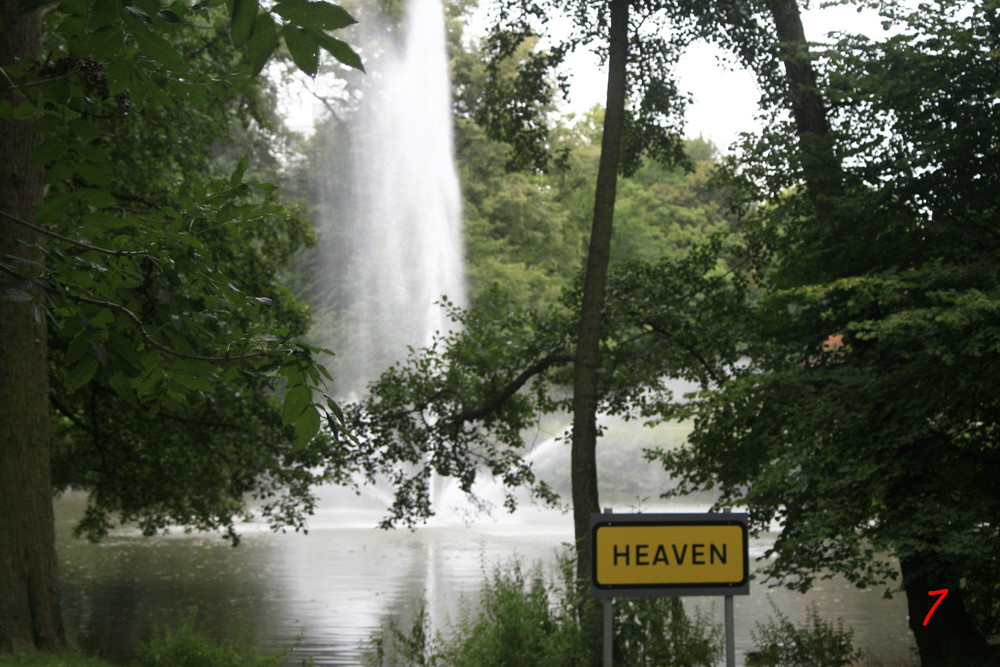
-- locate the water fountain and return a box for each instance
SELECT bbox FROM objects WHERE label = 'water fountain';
[313,0,465,396]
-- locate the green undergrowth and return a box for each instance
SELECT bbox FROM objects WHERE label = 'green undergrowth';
[1,616,302,667]
[364,549,723,667]
[0,653,115,667]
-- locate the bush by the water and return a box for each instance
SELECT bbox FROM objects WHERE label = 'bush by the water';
[365,551,722,666]
[138,616,289,667]
[747,600,864,667]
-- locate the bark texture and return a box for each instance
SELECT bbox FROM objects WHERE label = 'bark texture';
[570,0,627,662]
[900,557,995,667]
[0,0,66,653]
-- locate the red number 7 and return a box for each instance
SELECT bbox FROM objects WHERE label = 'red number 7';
[923,589,948,626]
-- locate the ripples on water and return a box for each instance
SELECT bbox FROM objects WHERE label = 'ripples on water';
[56,491,916,666]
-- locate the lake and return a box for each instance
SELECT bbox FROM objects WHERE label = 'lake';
[55,489,917,666]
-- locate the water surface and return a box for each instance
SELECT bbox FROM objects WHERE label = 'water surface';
[56,491,916,666]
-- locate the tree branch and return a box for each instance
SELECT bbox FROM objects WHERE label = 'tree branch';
[67,292,297,363]
[0,208,146,256]
[453,349,573,424]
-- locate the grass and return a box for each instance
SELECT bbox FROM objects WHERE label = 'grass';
[0,654,114,667]
[1,616,296,667]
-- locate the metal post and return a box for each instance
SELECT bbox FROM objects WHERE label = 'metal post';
[725,594,735,667]
[602,507,613,667]
[723,506,735,667]
[603,598,613,667]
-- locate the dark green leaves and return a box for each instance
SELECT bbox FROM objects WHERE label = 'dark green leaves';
[228,0,362,75]
[311,30,363,72]
[230,0,257,47]
[0,279,35,303]
[272,0,356,31]
[283,25,320,75]
[281,24,364,76]
[247,13,278,76]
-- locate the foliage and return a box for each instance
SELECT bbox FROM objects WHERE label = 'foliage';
[0,654,113,667]
[138,616,289,667]
[0,0,365,542]
[471,0,777,175]
[612,597,721,667]
[343,288,573,527]
[365,551,720,667]
[748,602,864,667]
[650,0,1000,647]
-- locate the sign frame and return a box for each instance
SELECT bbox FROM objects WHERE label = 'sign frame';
[590,512,750,599]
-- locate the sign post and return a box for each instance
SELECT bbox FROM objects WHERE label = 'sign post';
[591,511,749,666]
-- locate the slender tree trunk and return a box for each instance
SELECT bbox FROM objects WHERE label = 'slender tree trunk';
[0,0,66,653]
[766,0,842,201]
[570,0,628,662]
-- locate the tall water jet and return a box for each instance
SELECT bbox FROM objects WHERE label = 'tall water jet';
[312,0,465,395]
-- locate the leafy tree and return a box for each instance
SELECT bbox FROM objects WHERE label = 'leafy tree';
[0,0,362,652]
[654,0,1000,664]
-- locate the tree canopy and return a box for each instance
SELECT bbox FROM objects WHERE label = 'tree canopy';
[1,0,362,650]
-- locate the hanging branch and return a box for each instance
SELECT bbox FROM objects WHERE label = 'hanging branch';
[0,209,147,257]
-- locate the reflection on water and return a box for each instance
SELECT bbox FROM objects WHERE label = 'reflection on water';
[56,491,917,666]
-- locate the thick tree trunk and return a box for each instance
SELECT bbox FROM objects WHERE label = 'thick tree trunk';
[570,0,627,662]
[0,0,66,654]
[899,556,994,667]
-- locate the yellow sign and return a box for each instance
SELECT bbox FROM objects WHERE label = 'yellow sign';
[591,514,749,596]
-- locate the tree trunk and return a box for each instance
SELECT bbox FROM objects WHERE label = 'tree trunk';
[766,0,842,201]
[899,556,994,667]
[570,0,628,662]
[0,0,66,654]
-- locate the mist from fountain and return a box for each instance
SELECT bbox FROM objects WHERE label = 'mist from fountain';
[314,0,465,397]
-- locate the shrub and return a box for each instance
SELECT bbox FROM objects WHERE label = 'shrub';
[365,550,722,667]
[748,600,864,667]
[614,597,722,666]
[137,616,289,667]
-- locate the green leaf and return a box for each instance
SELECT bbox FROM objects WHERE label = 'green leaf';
[88,0,120,29]
[82,25,125,59]
[65,356,100,392]
[283,25,319,76]
[272,0,356,31]
[35,192,75,224]
[78,187,116,208]
[124,5,151,22]
[293,403,321,446]
[309,28,364,72]
[230,153,250,186]
[156,9,183,22]
[169,369,213,392]
[247,12,278,76]
[230,0,257,47]
[127,18,186,70]
[108,371,139,405]
[31,135,68,164]
[282,383,311,426]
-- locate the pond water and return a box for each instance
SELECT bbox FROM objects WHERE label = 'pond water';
[56,490,917,666]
